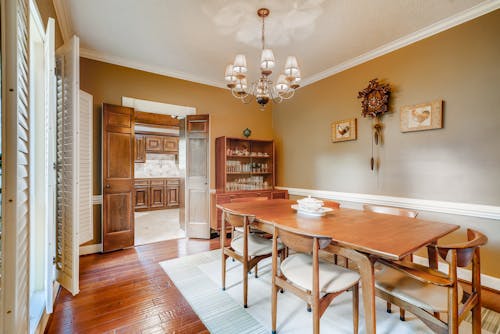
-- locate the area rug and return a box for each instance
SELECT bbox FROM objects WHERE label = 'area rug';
[160,250,498,334]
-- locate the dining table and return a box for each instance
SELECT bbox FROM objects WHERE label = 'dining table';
[216,199,460,334]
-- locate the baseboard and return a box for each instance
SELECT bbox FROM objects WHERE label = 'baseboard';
[79,243,102,255]
[411,255,499,291]
[277,187,500,220]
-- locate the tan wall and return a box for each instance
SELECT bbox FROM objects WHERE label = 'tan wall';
[80,58,273,244]
[35,0,64,48]
[274,10,500,277]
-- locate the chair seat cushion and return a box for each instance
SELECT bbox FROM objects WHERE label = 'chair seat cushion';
[375,263,463,313]
[231,233,281,257]
[280,253,360,293]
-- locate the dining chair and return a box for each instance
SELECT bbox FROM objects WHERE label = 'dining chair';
[363,204,418,319]
[221,208,283,308]
[374,229,487,334]
[271,225,360,334]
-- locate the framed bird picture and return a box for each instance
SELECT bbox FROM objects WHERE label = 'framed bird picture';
[400,100,443,132]
[332,118,357,142]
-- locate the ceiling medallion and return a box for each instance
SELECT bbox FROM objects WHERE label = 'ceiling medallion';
[358,78,391,171]
[224,8,301,110]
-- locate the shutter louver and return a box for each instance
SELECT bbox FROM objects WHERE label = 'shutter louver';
[2,0,31,332]
[78,90,93,245]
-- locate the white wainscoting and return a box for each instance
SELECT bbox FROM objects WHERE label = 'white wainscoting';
[279,186,500,290]
[277,187,500,220]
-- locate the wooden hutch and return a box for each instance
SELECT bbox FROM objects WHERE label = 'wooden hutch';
[212,136,288,231]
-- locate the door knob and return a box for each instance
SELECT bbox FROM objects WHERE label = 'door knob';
[106,184,111,188]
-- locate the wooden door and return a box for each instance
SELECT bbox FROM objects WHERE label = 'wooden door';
[135,134,146,162]
[185,115,210,238]
[145,135,163,152]
[102,103,135,252]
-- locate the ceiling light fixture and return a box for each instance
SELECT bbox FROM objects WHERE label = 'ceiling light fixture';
[224,8,301,110]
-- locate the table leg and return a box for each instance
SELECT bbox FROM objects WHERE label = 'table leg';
[325,245,377,334]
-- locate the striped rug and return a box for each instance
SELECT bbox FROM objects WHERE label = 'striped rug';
[160,250,499,334]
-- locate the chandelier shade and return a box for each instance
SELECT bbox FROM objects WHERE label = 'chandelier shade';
[224,8,301,110]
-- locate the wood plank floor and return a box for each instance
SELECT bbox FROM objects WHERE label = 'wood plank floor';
[46,237,500,333]
[45,238,226,334]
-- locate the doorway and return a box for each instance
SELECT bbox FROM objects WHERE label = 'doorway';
[132,112,187,246]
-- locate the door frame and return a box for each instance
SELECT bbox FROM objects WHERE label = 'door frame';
[120,97,199,241]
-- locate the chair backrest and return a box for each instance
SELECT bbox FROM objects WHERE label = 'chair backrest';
[275,226,331,254]
[363,204,418,218]
[323,200,341,209]
[223,209,256,228]
[436,229,488,268]
[230,196,268,203]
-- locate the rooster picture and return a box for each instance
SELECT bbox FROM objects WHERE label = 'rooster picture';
[409,106,431,127]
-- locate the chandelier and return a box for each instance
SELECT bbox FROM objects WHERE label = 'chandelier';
[224,8,301,110]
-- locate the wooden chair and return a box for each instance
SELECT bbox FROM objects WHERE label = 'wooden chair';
[363,204,418,319]
[271,226,360,334]
[221,208,283,308]
[375,229,487,334]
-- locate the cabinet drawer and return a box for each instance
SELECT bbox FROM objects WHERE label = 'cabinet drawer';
[167,178,180,186]
[135,179,149,186]
[150,179,166,186]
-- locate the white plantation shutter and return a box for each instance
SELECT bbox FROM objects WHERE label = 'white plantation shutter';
[78,90,93,245]
[2,0,31,332]
[44,17,56,314]
[55,36,80,295]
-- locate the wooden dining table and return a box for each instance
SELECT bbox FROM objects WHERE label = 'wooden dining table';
[217,199,460,334]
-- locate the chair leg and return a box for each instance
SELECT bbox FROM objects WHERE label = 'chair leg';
[471,300,481,334]
[222,253,227,291]
[243,260,248,308]
[399,308,405,321]
[255,263,258,278]
[307,304,312,312]
[272,282,278,334]
[353,283,359,334]
[313,299,320,334]
[386,301,392,313]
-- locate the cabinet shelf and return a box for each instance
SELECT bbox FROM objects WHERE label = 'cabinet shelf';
[226,171,273,175]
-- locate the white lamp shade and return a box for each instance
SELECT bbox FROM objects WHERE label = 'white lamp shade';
[233,54,247,74]
[224,64,236,82]
[260,49,275,70]
[275,74,289,92]
[284,56,300,78]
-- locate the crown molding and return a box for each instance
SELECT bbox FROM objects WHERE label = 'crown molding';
[80,47,227,89]
[277,186,500,220]
[52,0,74,42]
[301,0,500,87]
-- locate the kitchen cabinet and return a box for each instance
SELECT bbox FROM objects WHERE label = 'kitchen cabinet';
[145,136,163,153]
[135,134,146,163]
[134,178,181,211]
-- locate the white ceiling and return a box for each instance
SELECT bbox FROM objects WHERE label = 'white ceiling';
[57,0,498,88]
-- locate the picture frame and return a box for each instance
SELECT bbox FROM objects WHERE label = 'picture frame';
[400,100,443,132]
[332,118,357,142]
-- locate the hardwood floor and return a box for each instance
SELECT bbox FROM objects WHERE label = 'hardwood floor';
[46,237,500,333]
[45,238,225,333]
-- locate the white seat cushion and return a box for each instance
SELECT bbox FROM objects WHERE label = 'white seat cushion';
[375,263,463,313]
[231,233,281,257]
[280,253,360,294]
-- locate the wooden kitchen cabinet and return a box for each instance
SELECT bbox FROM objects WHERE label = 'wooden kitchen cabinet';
[134,186,149,209]
[145,136,163,153]
[134,178,181,211]
[166,179,180,207]
[135,134,146,163]
[163,136,179,153]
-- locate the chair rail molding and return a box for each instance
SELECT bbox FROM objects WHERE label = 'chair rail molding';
[276,187,500,220]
